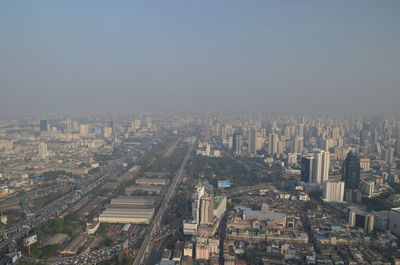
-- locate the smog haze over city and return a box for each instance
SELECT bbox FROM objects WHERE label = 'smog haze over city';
[1,1,400,115]
[1,1,400,265]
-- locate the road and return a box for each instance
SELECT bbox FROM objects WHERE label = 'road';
[0,155,130,252]
[132,141,194,265]
[19,245,121,265]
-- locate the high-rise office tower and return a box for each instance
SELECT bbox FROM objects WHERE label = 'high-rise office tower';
[255,136,264,151]
[200,194,214,225]
[145,117,152,129]
[221,125,227,143]
[332,127,340,140]
[40,120,48,132]
[384,147,394,164]
[248,128,257,156]
[132,119,141,129]
[38,142,48,158]
[312,150,330,185]
[268,133,279,156]
[323,180,344,203]
[296,124,304,138]
[342,151,360,189]
[233,134,242,156]
[301,156,314,183]
[103,127,113,138]
[277,141,285,156]
[294,137,303,154]
[79,124,90,136]
[72,121,80,132]
[283,127,291,139]
[228,135,233,150]
[66,119,72,131]
[348,208,374,233]
[395,139,400,157]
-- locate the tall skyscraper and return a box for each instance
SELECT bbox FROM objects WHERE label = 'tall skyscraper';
[200,194,214,225]
[103,127,113,138]
[301,156,314,183]
[295,124,304,138]
[312,150,330,185]
[384,147,394,164]
[228,135,234,150]
[395,139,400,157]
[132,119,141,129]
[268,133,279,156]
[342,151,360,189]
[79,124,90,136]
[323,180,344,203]
[145,117,152,129]
[66,119,72,131]
[248,128,257,156]
[233,134,242,156]
[192,185,205,223]
[294,137,303,154]
[40,120,48,132]
[38,142,48,158]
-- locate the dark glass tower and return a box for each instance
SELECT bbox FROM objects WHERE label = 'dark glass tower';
[301,156,313,183]
[40,120,48,132]
[342,151,360,189]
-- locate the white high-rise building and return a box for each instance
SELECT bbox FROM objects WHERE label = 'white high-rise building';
[228,136,233,150]
[205,144,211,157]
[145,117,152,129]
[38,142,48,158]
[323,180,344,203]
[103,127,113,138]
[256,136,264,151]
[132,119,141,129]
[294,137,303,154]
[296,124,304,138]
[312,150,330,185]
[192,185,205,223]
[200,194,214,225]
[79,124,90,136]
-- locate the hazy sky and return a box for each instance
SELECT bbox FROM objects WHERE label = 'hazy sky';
[1,1,399,115]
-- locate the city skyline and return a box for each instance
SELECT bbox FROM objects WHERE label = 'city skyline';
[1,1,400,264]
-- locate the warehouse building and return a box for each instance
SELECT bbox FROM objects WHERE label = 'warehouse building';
[99,196,156,224]
[125,185,162,195]
[99,207,154,224]
[136,177,169,186]
[110,196,156,206]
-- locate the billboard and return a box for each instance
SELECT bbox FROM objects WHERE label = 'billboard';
[218,180,231,188]
[23,235,37,246]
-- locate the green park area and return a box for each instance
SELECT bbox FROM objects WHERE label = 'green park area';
[186,155,277,187]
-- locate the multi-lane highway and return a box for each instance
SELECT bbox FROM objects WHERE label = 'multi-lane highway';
[132,141,194,265]
[0,156,128,252]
